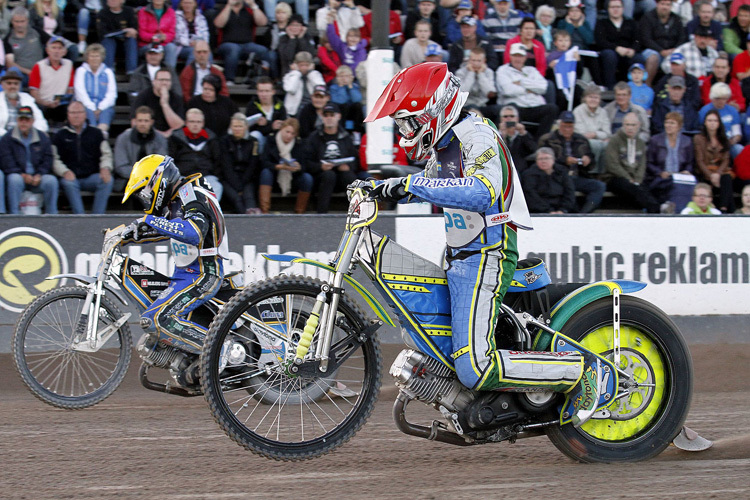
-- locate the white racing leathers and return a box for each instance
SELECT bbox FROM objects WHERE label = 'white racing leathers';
[402,114,583,391]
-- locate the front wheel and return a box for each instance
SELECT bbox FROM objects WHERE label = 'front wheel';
[201,276,382,461]
[13,286,133,409]
[545,296,693,463]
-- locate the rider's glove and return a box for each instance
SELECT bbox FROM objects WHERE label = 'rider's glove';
[370,177,408,203]
[123,220,155,241]
[346,179,376,200]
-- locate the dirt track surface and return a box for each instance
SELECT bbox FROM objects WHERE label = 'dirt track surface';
[2,344,750,500]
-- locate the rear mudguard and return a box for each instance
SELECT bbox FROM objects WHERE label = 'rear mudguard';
[532,280,646,350]
[47,273,130,307]
[262,254,395,327]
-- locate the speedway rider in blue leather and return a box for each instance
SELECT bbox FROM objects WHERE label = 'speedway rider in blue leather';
[121,154,228,355]
[360,62,600,426]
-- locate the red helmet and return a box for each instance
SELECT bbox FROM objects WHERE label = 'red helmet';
[365,62,467,161]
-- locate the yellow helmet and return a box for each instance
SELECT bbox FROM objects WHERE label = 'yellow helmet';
[122,154,181,215]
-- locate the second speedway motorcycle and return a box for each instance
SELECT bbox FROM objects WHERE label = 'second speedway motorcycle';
[12,225,245,408]
[200,187,707,462]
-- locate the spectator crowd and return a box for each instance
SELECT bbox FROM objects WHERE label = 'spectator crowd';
[1,0,750,215]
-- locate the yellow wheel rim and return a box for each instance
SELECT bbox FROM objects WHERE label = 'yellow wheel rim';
[578,325,667,441]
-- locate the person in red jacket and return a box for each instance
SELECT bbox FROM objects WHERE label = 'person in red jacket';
[317,32,342,83]
[700,55,746,112]
[179,40,229,103]
[502,17,547,76]
[138,0,179,67]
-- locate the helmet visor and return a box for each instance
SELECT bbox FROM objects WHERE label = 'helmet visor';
[135,188,154,211]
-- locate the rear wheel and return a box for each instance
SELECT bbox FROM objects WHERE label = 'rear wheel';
[545,296,692,463]
[201,276,382,461]
[13,287,132,409]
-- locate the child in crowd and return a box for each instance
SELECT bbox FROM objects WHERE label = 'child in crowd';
[326,12,368,74]
[328,65,363,134]
[628,63,654,113]
[547,30,582,110]
[317,32,342,83]
[681,182,722,214]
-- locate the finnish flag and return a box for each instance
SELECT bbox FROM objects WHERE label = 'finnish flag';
[554,47,578,109]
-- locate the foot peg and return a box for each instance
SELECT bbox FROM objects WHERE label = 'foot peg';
[569,357,601,428]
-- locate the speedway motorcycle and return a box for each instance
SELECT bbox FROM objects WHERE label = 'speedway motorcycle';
[200,187,707,462]
[13,225,244,408]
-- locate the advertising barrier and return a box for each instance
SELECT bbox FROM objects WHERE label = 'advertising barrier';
[0,214,747,351]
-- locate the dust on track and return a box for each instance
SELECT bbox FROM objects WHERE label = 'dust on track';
[1,344,749,499]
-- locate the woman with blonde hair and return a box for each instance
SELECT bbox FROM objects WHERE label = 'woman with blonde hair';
[74,43,117,133]
[258,117,313,214]
[29,0,81,60]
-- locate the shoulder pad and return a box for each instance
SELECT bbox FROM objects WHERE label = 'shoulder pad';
[451,115,499,144]
[178,183,197,205]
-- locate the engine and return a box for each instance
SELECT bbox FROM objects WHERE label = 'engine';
[389,349,474,412]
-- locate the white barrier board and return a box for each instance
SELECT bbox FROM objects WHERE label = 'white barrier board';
[395,215,750,316]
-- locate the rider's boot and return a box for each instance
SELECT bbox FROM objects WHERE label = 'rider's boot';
[564,351,601,427]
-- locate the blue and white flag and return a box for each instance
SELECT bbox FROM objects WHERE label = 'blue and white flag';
[554,47,578,110]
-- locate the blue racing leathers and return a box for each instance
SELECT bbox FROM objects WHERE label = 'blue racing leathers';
[124,175,228,354]
[399,114,582,391]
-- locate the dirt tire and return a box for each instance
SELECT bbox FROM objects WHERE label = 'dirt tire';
[201,276,382,461]
[13,286,132,409]
[545,295,692,463]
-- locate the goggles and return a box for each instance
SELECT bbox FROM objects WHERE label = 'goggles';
[394,113,432,140]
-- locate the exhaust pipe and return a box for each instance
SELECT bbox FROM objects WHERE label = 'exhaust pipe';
[392,392,475,447]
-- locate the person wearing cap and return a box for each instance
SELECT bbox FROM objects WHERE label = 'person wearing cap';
[573,84,612,173]
[661,26,718,79]
[179,40,228,103]
[214,0,275,84]
[282,50,324,116]
[539,110,605,213]
[496,42,559,138]
[28,1,81,62]
[653,52,702,110]
[699,55,745,113]
[627,63,654,112]
[638,0,687,86]
[502,17,547,75]
[456,47,498,119]
[722,5,750,57]
[521,146,577,214]
[315,0,364,43]
[603,112,660,213]
[605,81,650,142]
[0,105,59,214]
[187,74,239,136]
[97,0,139,75]
[5,7,45,88]
[28,36,74,125]
[482,0,523,54]
[556,0,595,54]
[687,1,724,52]
[54,101,114,214]
[129,43,183,103]
[0,72,49,136]
[698,82,744,158]
[405,0,442,46]
[137,0,179,67]
[304,101,358,213]
[278,14,316,75]
[594,0,644,89]
[168,107,223,199]
[447,13,499,73]
[132,67,186,136]
[651,75,699,135]
[326,10,368,73]
[297,83,330,139]
[401,19,439,68]
[445,0,486,46]
[174,0,211,67]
